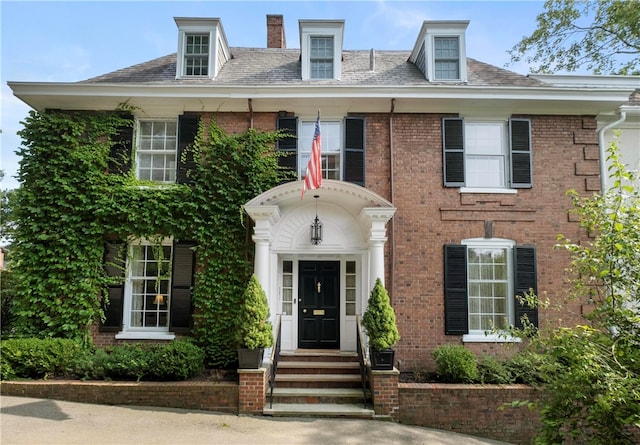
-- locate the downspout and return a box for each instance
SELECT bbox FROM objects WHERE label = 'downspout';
[598,111,626,192]
[248,98,254,129]
[389,98,395,300]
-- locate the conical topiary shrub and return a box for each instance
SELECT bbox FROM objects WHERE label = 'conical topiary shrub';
[237,274,273,368]
[362,278,400,369]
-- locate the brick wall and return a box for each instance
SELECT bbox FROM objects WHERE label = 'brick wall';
[238,367,268,414]
[399,383,543,445]
[1,380,238,413]
[364,113,598,370]
[91,111,599,373]
[368,368,400,420]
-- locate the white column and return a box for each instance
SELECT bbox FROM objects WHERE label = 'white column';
[243,205,281,292]
[361,208,396,290]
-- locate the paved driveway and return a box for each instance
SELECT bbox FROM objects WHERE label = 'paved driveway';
[1,396,513,445]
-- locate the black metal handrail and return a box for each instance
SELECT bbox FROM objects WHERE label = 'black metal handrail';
[268,314,282,409]
[356,316,368,409]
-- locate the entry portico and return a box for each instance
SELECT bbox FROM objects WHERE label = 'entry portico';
[244,180,395,352]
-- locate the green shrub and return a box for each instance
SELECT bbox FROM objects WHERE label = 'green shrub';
[147,340,204,380]
[71,347,108,380]
[0,337,82,379]
[362,278,400,351]
[433,344,479,383]
[101,343,150,381]
[100,341,205,381]
[236,275,273,350]
[477,355,514,384]
[504,351,548,384]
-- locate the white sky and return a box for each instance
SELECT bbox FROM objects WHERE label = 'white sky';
[0,0,546,190]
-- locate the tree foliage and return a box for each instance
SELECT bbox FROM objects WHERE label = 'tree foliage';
[508,0,640,74]
[236,274,273,350]
[520,142,640,444]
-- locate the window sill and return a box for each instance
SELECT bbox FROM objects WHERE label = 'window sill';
[115,331,176,341]
[460,188,517,194]
[463,333,521,343]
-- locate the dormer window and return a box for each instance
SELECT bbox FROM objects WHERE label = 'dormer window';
[310,36,334,79]
[410,21,469,82]
[184,34,209,76]
[434,37,460,80]
[300,20,344,81]
[174,17,230,80]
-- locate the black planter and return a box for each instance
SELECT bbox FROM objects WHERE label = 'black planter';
[237,348,264,369]
[369,347,395,370]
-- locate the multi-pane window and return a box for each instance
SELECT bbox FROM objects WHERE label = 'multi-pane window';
[136,121,177,182]
[184,34,209,76]
[465,122,507,188]
[282,261,294,316]
[467,246,510,332]
[310,36,334,79]
[300,121,341,180]
[128,242,172,329]
[434,37,460,80]
[345,261,356,316]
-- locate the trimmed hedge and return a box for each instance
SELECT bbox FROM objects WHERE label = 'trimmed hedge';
[1,338,204,382]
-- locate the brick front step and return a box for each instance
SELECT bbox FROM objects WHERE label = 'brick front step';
[264,402,374,418]
[268,387,370,405]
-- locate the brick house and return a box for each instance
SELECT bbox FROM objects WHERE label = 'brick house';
[8,15,639,371]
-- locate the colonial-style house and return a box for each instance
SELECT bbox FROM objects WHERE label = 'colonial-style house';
[8,14,639,418]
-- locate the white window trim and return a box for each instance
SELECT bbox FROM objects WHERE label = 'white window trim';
[298,119,343,180]
[461,237,520,343]
[117,237,176,339]
[135,118,178,183]
[461,119,513,192]
[299,20,344,81]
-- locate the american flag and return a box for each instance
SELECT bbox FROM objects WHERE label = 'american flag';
[302,112,322,198]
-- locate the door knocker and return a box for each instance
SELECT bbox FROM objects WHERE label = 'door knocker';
[317,281,321,293]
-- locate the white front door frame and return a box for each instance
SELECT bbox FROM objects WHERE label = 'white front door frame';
[244,180,395,355]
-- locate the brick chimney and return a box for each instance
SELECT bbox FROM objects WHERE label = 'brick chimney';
[267,14,286,48]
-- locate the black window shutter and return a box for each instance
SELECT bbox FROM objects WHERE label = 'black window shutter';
[277,116,298,176]
[514,245,538,329]
[177,113,200,184]
[509,119,533,188]
[101,241,126,331]
[443,118,465,187]
[170,241,196,334]
[444,244,469,335]
[344,117,366,186]
[108,114,133,175]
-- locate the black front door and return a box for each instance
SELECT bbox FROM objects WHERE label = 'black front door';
[298,261,340,349]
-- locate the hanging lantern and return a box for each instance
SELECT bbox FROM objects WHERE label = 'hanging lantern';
[310,195,322,245]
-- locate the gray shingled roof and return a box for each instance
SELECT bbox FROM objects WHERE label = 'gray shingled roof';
[82,47,545,87]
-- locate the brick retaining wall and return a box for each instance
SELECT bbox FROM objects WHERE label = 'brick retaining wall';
[399,383,542,445]
[1,380,238,414]
[2,380,544,443]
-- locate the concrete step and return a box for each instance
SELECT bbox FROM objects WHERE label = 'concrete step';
[274,373,362,388]
[263,402,374,419]
[276,361,360,375]
[279,351,359,363]
[268,387,369,405]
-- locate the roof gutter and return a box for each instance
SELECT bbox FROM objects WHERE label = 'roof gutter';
[598,111,627,192]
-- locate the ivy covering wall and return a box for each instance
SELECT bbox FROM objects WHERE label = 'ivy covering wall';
[12,109,290,366]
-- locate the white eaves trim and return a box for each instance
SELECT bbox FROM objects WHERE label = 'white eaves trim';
[530,74,640,89]
[8,81,636,116]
